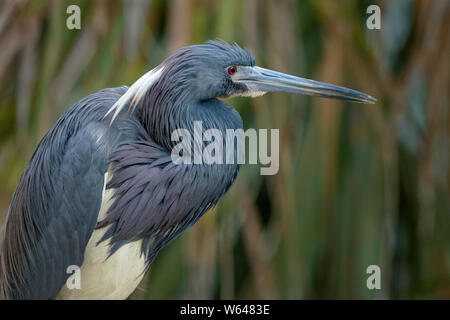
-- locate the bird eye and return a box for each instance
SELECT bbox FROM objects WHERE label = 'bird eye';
[227,66,237,75]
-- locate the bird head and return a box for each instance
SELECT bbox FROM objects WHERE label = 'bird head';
[163,40,377,103]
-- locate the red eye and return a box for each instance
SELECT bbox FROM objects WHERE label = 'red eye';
[227,66,237,75]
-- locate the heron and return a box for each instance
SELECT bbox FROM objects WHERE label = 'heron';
[0,40,375,299]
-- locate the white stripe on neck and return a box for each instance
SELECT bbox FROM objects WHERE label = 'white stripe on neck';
[105,66,164,124]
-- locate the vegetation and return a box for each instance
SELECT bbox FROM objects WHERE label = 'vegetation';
[0,0,448,299]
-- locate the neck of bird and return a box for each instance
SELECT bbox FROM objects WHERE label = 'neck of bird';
[101,87,243,260]
[138,88,244,156]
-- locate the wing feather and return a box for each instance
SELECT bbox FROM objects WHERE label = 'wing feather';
[0,87,140,299]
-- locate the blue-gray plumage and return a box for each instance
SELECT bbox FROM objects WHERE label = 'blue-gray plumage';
[0,40,375,299]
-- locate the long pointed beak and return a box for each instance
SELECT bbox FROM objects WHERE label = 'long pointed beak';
[234,66,376,104]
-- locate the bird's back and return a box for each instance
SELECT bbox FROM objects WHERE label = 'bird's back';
[0,86,145,299]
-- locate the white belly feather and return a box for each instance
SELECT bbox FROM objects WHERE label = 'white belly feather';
[57,173,147,300]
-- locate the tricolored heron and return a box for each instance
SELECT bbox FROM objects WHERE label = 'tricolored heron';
[0,41,375,299]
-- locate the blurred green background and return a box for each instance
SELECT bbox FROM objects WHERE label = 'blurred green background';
[0,0,448,299]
